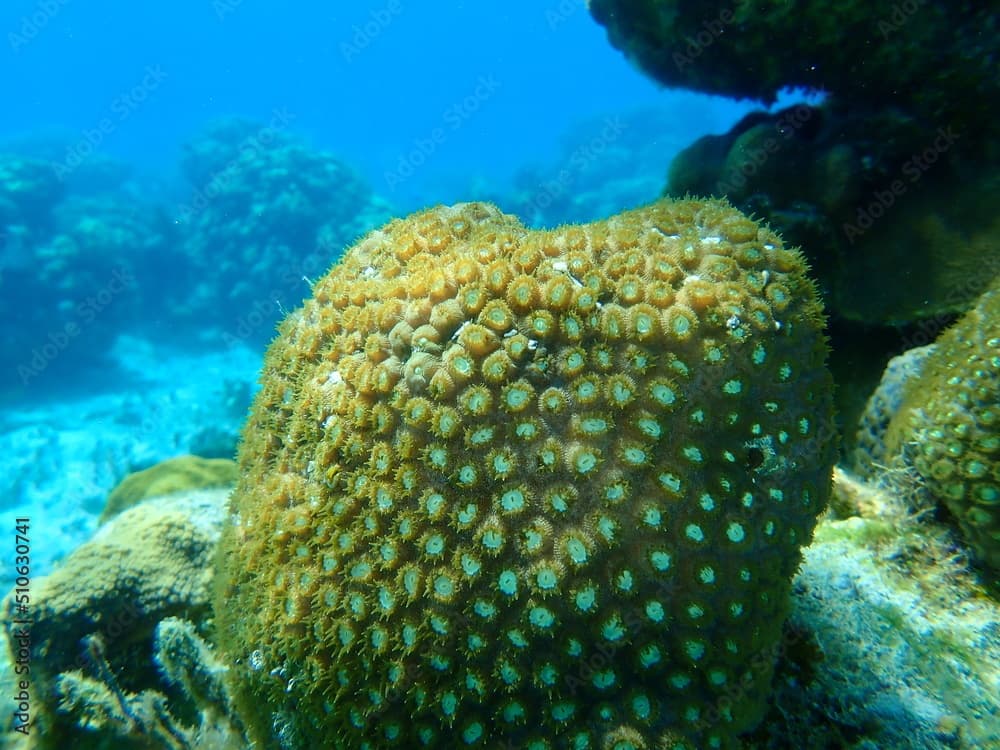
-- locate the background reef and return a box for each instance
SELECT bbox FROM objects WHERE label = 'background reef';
[1,1,999,748]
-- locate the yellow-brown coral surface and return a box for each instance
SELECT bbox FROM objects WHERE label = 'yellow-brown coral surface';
[214,200,836,749]
[884,276,1000,571]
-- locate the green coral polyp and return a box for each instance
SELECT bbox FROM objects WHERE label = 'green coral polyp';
[214,200,835,748]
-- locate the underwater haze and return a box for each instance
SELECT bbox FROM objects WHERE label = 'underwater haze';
[2,0,751,210]
[2,1,999,749]
[0,0,766,400]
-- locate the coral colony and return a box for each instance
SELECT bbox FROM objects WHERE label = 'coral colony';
[215,199,835,748]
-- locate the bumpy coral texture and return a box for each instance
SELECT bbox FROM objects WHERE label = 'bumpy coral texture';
[2,489,226,746]
[177,118,391,339]
[215,200,835,749]
[885,278,1000,571]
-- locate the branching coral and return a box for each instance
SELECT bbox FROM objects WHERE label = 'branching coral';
[55,619,247,750]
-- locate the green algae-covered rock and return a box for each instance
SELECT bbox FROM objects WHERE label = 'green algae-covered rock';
[101,455,237,522]
[214,199,837,748]
[749,469,1000,750]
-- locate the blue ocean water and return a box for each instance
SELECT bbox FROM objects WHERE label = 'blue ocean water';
[1,0,757,212]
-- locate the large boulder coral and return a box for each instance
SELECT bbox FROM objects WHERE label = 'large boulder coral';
[214,199,837,748]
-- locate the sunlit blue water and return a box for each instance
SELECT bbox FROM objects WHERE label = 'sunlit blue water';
[1,0,759,211]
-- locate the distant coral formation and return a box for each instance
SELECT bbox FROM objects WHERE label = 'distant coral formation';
[175,118,394,342]
[214,199,836,748]
[0,151,173,391]
[0,123,394,394]
[493,108,698,228]
[0,153,63,220]
[101,455,237,522]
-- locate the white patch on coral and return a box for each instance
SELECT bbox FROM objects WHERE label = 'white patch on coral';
[249,650,265,671]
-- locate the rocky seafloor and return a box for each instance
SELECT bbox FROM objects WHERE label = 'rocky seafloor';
[0,334,259,593]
